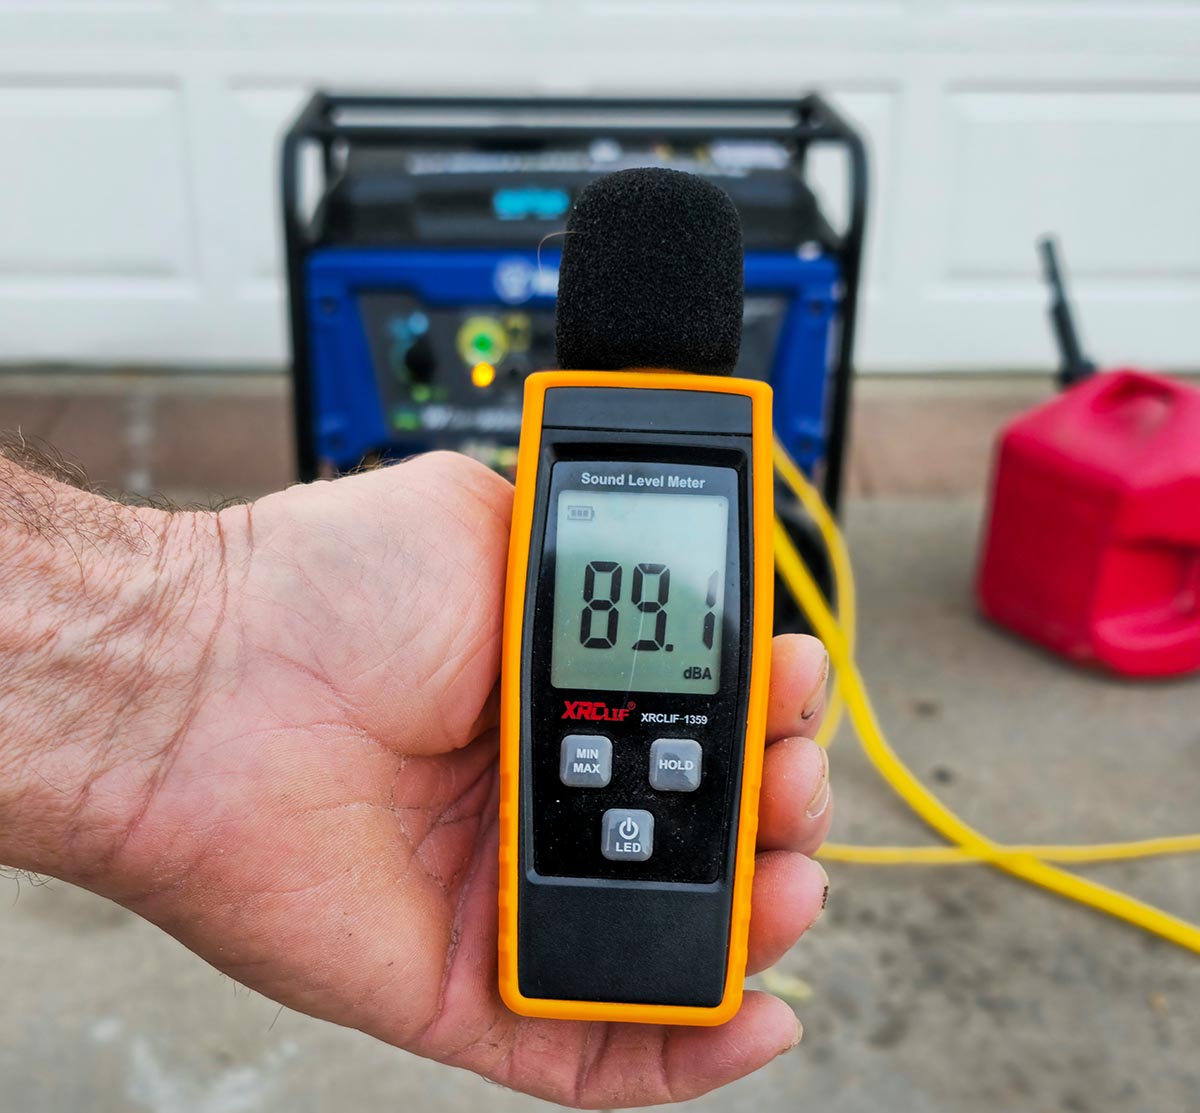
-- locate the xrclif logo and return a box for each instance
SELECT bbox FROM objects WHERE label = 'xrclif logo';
[562,700,635,722]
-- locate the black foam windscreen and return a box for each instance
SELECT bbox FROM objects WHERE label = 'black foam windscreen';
[554,168,743,376]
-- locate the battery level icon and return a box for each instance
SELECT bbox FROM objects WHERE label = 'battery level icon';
[567,505,595,521]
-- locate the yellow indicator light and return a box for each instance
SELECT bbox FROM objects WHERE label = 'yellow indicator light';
[503,312,532,353]
[471,361,496,388]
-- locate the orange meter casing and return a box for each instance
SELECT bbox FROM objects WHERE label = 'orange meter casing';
[499,370,774,1026]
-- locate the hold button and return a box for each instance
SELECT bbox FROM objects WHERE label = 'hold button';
[649,738,702,792]
[601,808,654,862]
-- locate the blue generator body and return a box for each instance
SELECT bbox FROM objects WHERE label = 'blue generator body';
[305,247,839,477]
[284,95,866,511]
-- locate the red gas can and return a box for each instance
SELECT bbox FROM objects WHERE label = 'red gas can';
[977,369,1200,677]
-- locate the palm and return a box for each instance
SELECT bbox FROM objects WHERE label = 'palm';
[103,453,832,1108]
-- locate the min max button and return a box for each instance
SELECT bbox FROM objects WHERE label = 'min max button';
[601,809,654,862]
[560,734,612,788]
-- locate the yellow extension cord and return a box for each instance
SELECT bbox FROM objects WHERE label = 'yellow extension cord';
[772,439,1200,955]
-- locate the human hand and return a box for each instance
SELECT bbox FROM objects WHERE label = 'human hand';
[0,450,832,1108]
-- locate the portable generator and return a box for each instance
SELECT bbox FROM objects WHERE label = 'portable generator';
[281,94,867,627]
[282,94,865,504]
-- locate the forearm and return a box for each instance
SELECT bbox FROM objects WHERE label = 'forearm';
[0,450,226,885]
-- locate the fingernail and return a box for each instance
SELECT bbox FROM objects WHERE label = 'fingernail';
[805,747,831,819]
[808,857,831,924]
[772,1016,804,1061]
[799,650,830,721]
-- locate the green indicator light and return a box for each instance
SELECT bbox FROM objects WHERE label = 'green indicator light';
[393,409,421,431]
[457,316,508,366]
[412,384,432,403]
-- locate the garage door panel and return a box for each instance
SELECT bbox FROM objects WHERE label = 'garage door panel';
[946,90,1200,281]
[0,83,193,281]
[227,84,311,288]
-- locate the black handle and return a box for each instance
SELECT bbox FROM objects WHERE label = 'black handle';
[1038,235,1097,390]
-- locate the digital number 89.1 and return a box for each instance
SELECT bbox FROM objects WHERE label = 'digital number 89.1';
[579,561,719,652]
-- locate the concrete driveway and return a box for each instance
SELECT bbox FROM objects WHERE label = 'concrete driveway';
[2,373,1197,1112]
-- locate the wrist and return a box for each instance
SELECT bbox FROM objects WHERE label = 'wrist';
[0,462,231,886]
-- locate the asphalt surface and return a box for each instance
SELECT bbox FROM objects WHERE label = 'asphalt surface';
[2,491,1198,1113]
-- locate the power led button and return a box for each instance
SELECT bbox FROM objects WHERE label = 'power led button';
[601,808,654,862]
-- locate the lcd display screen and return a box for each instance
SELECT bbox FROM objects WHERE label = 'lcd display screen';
[550,488,730,694]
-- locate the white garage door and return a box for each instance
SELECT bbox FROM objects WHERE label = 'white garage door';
[0,1,1197,372]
